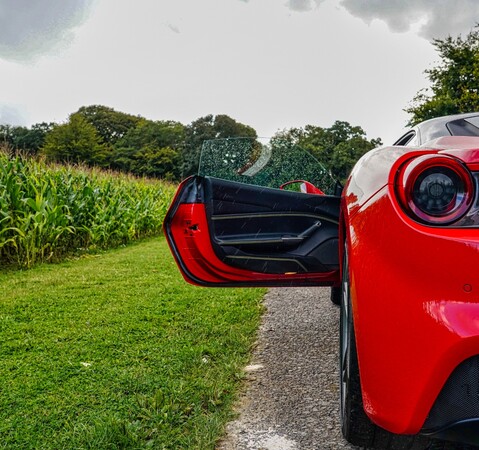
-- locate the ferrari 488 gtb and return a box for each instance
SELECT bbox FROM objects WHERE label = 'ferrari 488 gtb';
[164,113,479,449]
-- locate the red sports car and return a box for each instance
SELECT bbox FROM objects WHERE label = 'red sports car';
[164,113,479,449]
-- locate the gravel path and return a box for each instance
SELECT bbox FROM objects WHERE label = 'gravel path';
[218,286,355,450]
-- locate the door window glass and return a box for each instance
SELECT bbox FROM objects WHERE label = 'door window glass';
[198,137,338,195]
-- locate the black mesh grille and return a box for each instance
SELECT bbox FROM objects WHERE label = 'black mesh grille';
[423,355,479,431]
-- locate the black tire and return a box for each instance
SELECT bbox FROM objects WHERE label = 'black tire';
[330,286,341,306]
[340,245,375,446]
[339,245,442,450]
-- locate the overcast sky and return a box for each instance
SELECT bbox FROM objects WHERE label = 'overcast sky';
[1,0,478,145]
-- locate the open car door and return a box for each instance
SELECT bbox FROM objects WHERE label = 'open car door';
[164,138,341,287]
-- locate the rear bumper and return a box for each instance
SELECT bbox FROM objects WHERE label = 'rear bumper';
[347,186,479,434]
[421,355,479,445]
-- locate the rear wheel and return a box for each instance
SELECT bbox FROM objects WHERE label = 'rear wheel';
[339,245,441,449]
[340,245,375,446]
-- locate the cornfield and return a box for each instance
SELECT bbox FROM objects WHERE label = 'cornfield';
[0,151,176,268]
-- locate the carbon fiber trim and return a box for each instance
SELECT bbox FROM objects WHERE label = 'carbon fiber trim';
[422,355,479,432]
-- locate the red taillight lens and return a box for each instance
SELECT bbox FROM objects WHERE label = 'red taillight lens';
[396,155,474,225]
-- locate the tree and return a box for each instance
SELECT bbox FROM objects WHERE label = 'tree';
[406,27,479,125]
[182,114,257,177]
[0,122,55,155]
[115,119,185,151]
[111,120,185,179]
[12,123,55,155]
[42,114,105,165]
[0,124,13,150]
[109,145,180,179]
[75,105,142,145]
[273,121,381,182]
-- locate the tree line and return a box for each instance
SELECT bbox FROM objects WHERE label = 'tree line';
[0,106,380,183]
[0,109,255,181]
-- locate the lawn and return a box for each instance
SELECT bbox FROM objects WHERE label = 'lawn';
[0,237,265,449]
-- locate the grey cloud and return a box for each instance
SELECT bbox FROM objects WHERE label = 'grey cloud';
[340,0,479,39]
[0,0,94,62]
[0,105,27,126]
[286,0,324,12]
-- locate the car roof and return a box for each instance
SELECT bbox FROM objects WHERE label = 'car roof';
[416,112,479,143]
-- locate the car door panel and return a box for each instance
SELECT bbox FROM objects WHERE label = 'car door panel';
[164,176,340,287]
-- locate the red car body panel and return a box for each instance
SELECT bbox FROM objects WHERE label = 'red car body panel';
[343,141,479,433]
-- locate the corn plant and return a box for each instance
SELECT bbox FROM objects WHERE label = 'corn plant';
[0,150,176,268]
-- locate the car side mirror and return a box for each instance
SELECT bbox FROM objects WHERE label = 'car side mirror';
[279,180,325,195]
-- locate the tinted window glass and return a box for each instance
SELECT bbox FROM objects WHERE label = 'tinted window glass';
[198,138,339,195]
[447,119,479,137]
[394,131,416,146]
[464,116,479,129]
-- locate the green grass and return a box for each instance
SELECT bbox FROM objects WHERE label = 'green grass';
[0,238,265,449]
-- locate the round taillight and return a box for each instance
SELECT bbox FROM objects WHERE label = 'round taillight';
[396,155,474,225]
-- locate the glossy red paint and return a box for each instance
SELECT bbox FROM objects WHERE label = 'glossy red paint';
[344,165,479,433]
[165,202,338,286]
[345,147,438,220]
[424,135,479,154]
[426,136,479,170]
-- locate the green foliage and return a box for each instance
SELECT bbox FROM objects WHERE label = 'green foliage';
[0,238,265,449]
[111,120,185,179]
[0,150,176,268]
[2,105,379,184]
[0,122,54,155]
[406,27,479,125]
[110,145,181,180]
[273,121,381,182]
[42,113,106,166]
[117,119,185,150]
[182,114,257,177]
[1,108,260,181]
[75,104,142,145]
